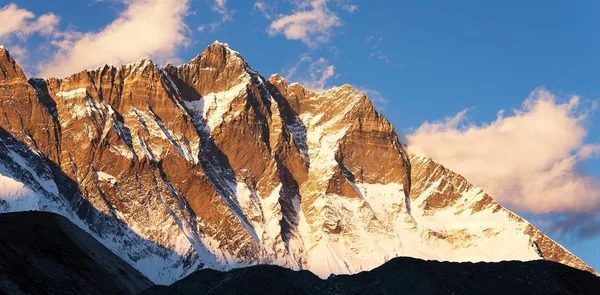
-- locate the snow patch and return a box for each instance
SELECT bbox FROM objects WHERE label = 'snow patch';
[95,171,117,185]
[56,88,88,100]
[183,79,249,132]
[354,183,405,217]
[0,164,41,211]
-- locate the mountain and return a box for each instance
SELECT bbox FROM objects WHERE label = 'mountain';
[143,257,600,295]
[0,211,152,294]
[0,42,595,285]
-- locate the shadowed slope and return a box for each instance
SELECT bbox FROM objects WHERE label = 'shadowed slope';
[0,211,153,295]
[144,257,600,295]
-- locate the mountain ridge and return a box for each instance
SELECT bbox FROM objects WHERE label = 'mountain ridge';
[1,210,597,294]
[0,42,595,286]
[0,211,153,294]
[143,256,600,295]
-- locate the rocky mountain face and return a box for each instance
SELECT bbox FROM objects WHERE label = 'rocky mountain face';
[0,42,594,285]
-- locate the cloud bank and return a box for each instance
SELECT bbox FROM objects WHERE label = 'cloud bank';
[0,3,60,61]
[407,88,600,214]
[0,4,60,41]
[38,0,190,78]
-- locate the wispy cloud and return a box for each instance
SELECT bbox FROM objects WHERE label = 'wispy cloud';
[0,3,60,41]
[308,58,336,91]
[341,4,358,13]
[535,212,600,241]
[197,22,222,33]
[0,3,63,75]
[284,53,312,80]
[407,88,600,215]
[37,0,190,78]
[266,0,342,47]
[197,0,233,34]
[284,53,337,91]
[212,0,233,22]
[367,35,390,63]
[253,1,274,20]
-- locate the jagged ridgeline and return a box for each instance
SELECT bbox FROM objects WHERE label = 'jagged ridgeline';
[0,42,594,285]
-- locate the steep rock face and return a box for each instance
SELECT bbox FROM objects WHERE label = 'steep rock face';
[0,48,59,161]
[0,42,595,285]
[1,47,259,283]
[406,154,593,273]
[0,47,26,80]
[264,79,416,275]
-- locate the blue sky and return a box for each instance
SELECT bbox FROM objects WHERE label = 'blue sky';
[1,0,599,270]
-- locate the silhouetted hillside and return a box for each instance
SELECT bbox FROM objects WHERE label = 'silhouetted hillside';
[0,212,153,295]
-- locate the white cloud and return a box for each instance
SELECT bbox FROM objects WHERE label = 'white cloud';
[284,53,312,80]
[267,0,341,47]
[197,22,221,33]
[367,35,390,63]
[284,54,336,91]
[310,60,335,91]
[212,0,233,22]
[38,0,190,78]
[0,3,60,41]
[253,1,273,20]
[407,88,600,214]
[196,0,233,34]
[342,4,358,13]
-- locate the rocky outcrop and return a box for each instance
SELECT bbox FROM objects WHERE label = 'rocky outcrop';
[0,47,60,161]
[0,42,594,285]
[0,47,26,80]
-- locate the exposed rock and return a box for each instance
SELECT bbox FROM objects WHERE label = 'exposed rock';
[0,47,26,81]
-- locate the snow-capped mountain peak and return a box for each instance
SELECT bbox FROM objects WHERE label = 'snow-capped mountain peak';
[0,43,594,285]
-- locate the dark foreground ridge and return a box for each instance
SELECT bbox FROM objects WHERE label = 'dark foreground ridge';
[1,211,599,295]
[144,257,600,295]
[0,211,153,295]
